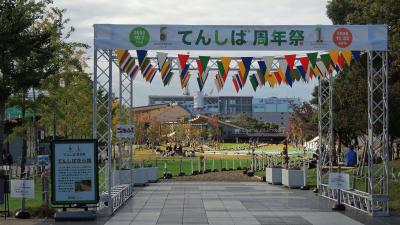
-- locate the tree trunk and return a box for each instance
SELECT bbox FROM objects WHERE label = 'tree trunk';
[0,96,5,163]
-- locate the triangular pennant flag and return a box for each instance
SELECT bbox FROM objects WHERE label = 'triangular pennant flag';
[341,50,352,66]
[136,50,157,82]
[115,49,139,80]
[157,52,174,86]
[352,51,361,62]
[196,56,210,91]
[284,66,293,87]
[316,61,328,77]
[278,59,287,82]
[215,57,231,92]
[299,57,311,79]
[320,53,332,72]
[220,57,231,81]
[137,50,147,66]
[236,57,252,89]
[198,56,210,74]
[157,52,168,70]
[307,52,318,68]
[250,74,259,91]
[241,57,253,82]
[284,54,296,68]
[178,54,190,69]
[256,60,267,86]
[284,54,297,82]
[337,55,346,71]
[296,66,307,81]
[178,54,191,88]
[263,56,275,74]
[328,50,339,65]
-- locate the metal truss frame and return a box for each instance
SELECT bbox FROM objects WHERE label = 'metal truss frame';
[366,51,389,216]
[319,51,389,216]
[117,68,133,172]
[93,49,113,213]
[93,49,389,216]
[317,74,333,188]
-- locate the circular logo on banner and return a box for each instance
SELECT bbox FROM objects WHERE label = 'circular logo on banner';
[129,27,150,47]
[332,28,353,48]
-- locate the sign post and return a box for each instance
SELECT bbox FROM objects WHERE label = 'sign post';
[51,140,98,205]
[116,124,135,139]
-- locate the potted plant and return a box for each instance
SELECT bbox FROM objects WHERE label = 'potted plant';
[282,165,305,188]
[145,163,159,183]
[117,167,132,185]
[132,164,148,186]
[265,165,282,185]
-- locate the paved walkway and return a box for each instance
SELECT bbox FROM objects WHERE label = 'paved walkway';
[102,182,398,225]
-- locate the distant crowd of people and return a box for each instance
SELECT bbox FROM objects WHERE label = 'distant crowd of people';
[160,143,197,157]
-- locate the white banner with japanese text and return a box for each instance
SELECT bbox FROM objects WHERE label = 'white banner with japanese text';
[94,24,387,51]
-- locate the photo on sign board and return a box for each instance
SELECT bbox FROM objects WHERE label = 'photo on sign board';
[74,180,92,192]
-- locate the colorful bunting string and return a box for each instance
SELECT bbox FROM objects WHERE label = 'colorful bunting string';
[117,50,364,92]
[115,50,139,80]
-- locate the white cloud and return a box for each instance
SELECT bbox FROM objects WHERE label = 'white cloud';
[54,0,331,106]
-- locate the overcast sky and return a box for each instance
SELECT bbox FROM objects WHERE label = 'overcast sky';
[54,0,332,106]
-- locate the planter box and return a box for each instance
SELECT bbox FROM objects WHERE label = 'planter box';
[265,168,282,184]
[146,167,159,182]
[282,169,304,188]
[119,169,133,184]
[132,168,148,186]
[112,169,133,185]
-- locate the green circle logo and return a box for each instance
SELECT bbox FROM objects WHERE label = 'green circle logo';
[129,27,150,47]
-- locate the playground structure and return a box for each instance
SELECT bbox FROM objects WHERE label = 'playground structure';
[92,24,389,216]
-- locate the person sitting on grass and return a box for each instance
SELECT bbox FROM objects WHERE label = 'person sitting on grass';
[344,145,357,167]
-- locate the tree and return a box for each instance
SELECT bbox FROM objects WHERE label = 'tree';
[0,0,71,159]
[38,50,92,140]
[230,113,279,130]
[326,0,400,142]
[286,102,318,145]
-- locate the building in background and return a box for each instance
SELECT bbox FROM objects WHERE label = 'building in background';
[148,95,300,129]
[132,104,191,123]
[252,97,301,128]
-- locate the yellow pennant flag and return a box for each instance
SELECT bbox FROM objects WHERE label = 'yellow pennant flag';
[265,72,277,88]
[328,50,339,65]
[341,50,352,66]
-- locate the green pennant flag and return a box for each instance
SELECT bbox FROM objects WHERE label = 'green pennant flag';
[250,74,259,91]
[199,56,210,72]
[307,52,318,68]
[320,53,331,71]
